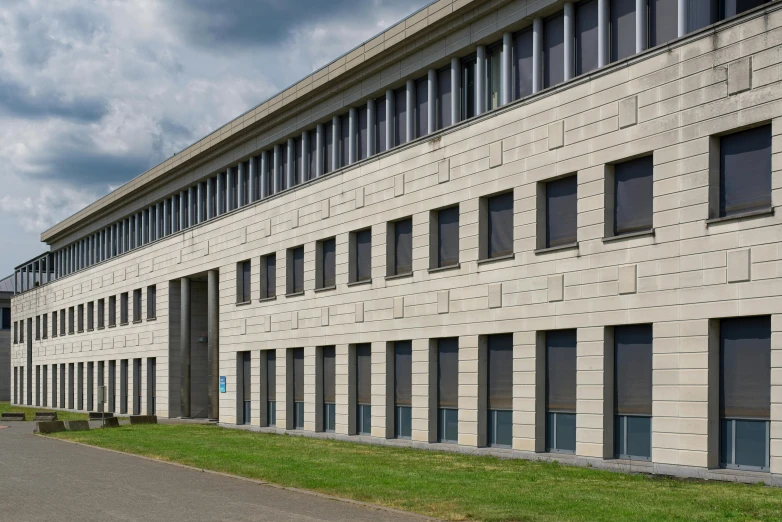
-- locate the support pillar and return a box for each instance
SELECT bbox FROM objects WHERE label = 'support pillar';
[598,0,608,67]
[405,79,415,142]
[476,45,486,116]
[287,138,295,187]
[502,32,513,105]
[273,144,281,194]
[427,68,436,134]
[315,124,324,178]
[636,0,647,53]
[261,150,270,197]
[207,269,219,421]
[678,0,688,37]
[180,277,191,418]
[451,58,460,124]
[533,18,543,93]
[564,3,575,82]
[348,107,357,165]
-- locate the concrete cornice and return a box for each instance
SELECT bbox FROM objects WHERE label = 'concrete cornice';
[40,0,503,244]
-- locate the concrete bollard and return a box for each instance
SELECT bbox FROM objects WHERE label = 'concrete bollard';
[1,412,26,421]
[34,412,58,422]
[129,415,157,425]
[65,421,90,431]
[102,417,120,428]
[34,421,66,434]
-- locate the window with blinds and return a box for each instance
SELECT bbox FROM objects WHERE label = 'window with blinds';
[241,351,251,425]
[133,289,141,322]
[352,229,372,283]
[120,292,128,324]
[262,253,276,299]
[392,218,413,275]
[394,341,412,439]
[147,285,157,319]
[719,125,772,218]
[545,175,578,248]
[356,343,372,435]
[376,96,387,154]
[575,0,599,76]
[613,156,654,235]
[318,238,336,289]
[486,192,514,259]
[237,260,251,303]
[416,76,428,140]
[394,87,407,146]
[488,334,513,447]
[543,13,565,88]
[435,206,459,268]
[287,246,304,295]
[436,66,452,130]
[266,350,277,426]
[437,337,460,443]
[546,329,577,453]
[322,346,336,432]
[293,348,304,429]
[614,324,653,460]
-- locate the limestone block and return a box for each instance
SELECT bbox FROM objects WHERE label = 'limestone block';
[291,311,299,330]
[438,158,450,184]
[264,315,271,332]
[548,121,564,150]
[618,96,638,129]
[728,57,751,95]
[395,174,405,197]
[291,209,299,229]
[394,296,405,318]
[322,307,330,326]
[438,290,449,314]
[356,302,364,323]
[489,141,503,168]
[356,187,365,208]
[618,265,637,295]
[548,274,564,302]
[488,283,502,309]
[240,318,247,335]
[727,249,750,283]
[322,199,330,219]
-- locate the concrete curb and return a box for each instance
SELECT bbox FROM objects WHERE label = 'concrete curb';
[40,434,437,521]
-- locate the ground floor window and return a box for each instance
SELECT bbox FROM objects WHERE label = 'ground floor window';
[438,408,458,443]
[267,401,276,426]
[615,415,651,460]
[323,403,335,432]
[357,404,371,435]
[395,405,412,439]
[488,409,512,447]
[546,412,576,453]
[721,419,769,471]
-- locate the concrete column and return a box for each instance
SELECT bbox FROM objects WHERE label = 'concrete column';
[450,58,460,124]
[315,124,324,177]
[533,18,543,93]
[331,116,339,171]
[196,184,203,223]
[188,187,195,226]
[248,158,256,203]
[126,218,131,249]
[238,163,246,206]
[302,132,310,181]
[406,79,415,142]
[216,172,223,215]
[180,191,187,229]
[476,45,486,116]
[598,0,608,67]
[136,213,141,246]
[678,0,688,37]
[427,69,436,134]
[287,138,295,187]
[502,32,513,105]
[366,100,375,157]
[228,170,235,211]
[385,89,394,150]
[205,179,213,220]
[156,202,163,238]
[273,144,281,194]
[180,277,191,418]
[37,258,42,284]
[207,269,219,421]
[260,150,270,197]
[636,0,647,53]
[141,211,147,246]
[170,197,176,232]
[162,199,169,235]
[564,3,575,82]
[348,107,357,165]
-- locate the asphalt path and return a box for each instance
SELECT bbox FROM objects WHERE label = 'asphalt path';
[0,422,429,522]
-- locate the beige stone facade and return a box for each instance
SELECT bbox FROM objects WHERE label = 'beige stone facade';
[9,0,782,485]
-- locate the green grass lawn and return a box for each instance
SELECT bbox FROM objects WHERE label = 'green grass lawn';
[46,424,782,521]
[0,401,88,421]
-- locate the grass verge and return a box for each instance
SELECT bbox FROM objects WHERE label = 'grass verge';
[46,423,782,521]
[0,401,88,421]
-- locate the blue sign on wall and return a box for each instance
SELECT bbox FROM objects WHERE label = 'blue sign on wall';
[219,376,226,393]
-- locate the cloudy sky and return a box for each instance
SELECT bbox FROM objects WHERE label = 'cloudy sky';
[0,0,429,276]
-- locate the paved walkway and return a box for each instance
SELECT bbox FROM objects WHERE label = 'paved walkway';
[0,422,428,522]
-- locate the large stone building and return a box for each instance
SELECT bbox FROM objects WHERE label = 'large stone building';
[9,0,781,485]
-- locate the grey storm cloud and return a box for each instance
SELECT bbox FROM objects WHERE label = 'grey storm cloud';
[0,78,108,122]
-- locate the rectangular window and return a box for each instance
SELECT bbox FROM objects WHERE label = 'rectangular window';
[545,176,578,248]
[351,228,372,283]
[77,362,83,410]
[393,341,413,439]
[433,206,459,269]
[98,299,105,329]
[13,321,17,344]
[292,348,304,429]
[437,338,459,443]
[394,86,407,146]
[356,343,372,435]
[461,56,477,119]
[51,312,57,338]
[237,260,252,303]
[437,66,452,130]
[109,360,116,413]
[266,350,277,426]
[2,308,12,330]
[610,0,636,62]
[576,0,599,76]
[649,0,678,47]
[120,359,128,415]
[717,125,772,218]
[323,121,333,175]
[389,218,413,276]
[35,316,40,340]
[356,106,368,161]
[487,334,513,447]
[261,253,276,299]
[720,316,770,470]
[147,285,156,319]
[543,13,565,88]
[487,43,502,111]
[78,305,84,332]
[68,307,74,334]
[322,346,336,432]
[109,295,117,328]
[120,293,128,325]
[546,329,577,453]
[294,136,302,185]
[614,324,653,461]
[42,314,48,339]
[612,156,654,235]
[415,76,428,139]
[63,364,69,409]
[287,246,305,295]
[688,0,719,32]
[725,0,770,19]
[87,301,94,330]
[133,289,142,322]
[51,365,56,408]
[483,192,514,259]
[147,358,156,415]
[35,365,40,406]
[514,27,534,100]
[375,96,387,154]
[60,309,65,336]
[280,144,288,191]
[241,351,251,425]
[133,359,141,415]
[87,362,94,411]
[340,113,350,167]
[317,238,336,289]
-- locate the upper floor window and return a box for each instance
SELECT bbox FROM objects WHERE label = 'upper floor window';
[68,307,74,334]
[350,229,372,283]
[541,175,578,249]
[543,13,565,88]
[237,260,252,304]
[120,293,128,325]
[431,206,459,269]
[608,156,654,236]
[481,192,514,260]
[0,307,10,330]
[287,246,305,295]
[261,253,276,299]
[147,285,157,319]
[87,302,94,330]
[133,289,142,322]
[388,218,413,276]
[317,238,336,290]
[576,0,599,76]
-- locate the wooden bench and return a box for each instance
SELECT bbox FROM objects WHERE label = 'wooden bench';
[1,412,26,421]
